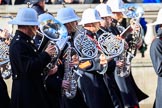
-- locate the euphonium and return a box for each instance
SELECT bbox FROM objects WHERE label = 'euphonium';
[117,49,134,77]
[38,13,69,75]
[117,25,137,77]
[122,4,143,50]
[117,25,135,77]
[62,42,81,99]
[116,5,143,77]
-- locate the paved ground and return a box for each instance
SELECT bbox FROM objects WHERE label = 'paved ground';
[132,65,156,108]
[131,48,156,108]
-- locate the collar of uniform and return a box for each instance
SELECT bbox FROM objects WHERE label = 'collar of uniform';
[32,4,45,14]
[68,32,75,42]
[85,29,95,39]
[96,26,109,38]
[157,28,162,38]
[15,30,33,42]
[111,18,118,26]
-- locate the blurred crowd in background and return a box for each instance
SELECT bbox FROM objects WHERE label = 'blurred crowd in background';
[0,0,162,5]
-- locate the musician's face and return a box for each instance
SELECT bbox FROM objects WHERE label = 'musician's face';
[64,0,74,3]
[100,16,112,28]
[28,26,38,37]
[112,12,123,22]
[159,24,162,29]
[65,21,78,33]
[0,29,10,39]
[92,22,100,33]
[38,0,46,9]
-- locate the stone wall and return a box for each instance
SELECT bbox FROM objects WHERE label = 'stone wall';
[0,3,162,20]
[1,3,162,33]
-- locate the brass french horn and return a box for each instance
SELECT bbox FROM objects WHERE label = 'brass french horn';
[0,27,13,79]
[98,30,125,60]
[97,28,125,75]
[0,39,12,79]
[74,31,98,61]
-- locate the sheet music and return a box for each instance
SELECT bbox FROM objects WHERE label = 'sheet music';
[120,25,133,38]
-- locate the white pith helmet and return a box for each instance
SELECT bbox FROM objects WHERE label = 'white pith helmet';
[79,8,103,25]
[152,8,162,25]
[107,0,125,12]
[8,7,39,26]
[56,7,80,24]
[95,4,113,17]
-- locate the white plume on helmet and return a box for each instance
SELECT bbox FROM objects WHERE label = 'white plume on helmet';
[107,0,125,12]
[152,8,162,25]
[8,7,39,26]
[79,8,103,25]
[56,7,80,24]
[95,4,113,17]
[136,6,144,15]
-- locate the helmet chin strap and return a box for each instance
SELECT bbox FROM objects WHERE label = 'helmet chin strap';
[69,22,77,33]
[92,23,100,33]
[68,22,83,35]
[28,26,37,37]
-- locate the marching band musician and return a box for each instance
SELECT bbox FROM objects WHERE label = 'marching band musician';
[150,8,162,108]
[107,0,148,107]
[135,6,147,58]
[107,0,125,35]
[95,3,124,108]
[31,0,59,82]
[30,0,46,15]
[30,2,60,84]
[37,13,67,108]
[8,7,56,108]
[56,7,88,108]
[0,73,10,108]
[37,9,84,108]
[0,29,10,38]
[31,0,60,96]
[75,8,114,108]
[0,28,10,108]
[0,29,11,45]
